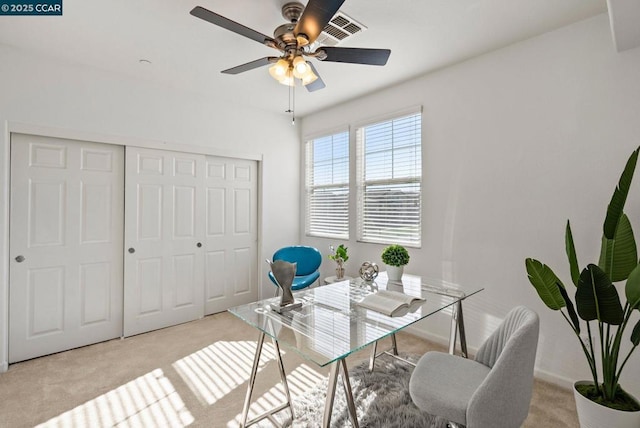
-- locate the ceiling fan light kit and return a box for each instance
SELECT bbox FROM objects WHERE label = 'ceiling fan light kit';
[267,56,318,87]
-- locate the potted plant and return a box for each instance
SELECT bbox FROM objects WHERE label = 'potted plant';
[381,244,410,281]
[329,244,349,279]
[525,148,640,428]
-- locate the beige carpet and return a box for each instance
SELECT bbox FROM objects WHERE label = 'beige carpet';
[0,312,578,427]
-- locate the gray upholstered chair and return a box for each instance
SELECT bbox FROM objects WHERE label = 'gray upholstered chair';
[409,306,539,428]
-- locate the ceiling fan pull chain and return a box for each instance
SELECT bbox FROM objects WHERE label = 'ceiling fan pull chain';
[289,76,292,115]
[285,74,295,125]
[292,81,296,126]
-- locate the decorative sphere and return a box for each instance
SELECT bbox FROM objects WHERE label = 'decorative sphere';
[359,262,379,282]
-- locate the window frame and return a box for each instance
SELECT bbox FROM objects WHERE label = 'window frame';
[304,128,350,239]
[355,108,423,247]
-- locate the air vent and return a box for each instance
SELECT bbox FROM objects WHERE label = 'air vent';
[323,24,349,41]
[311,11,367,48]
[331,15,350,28]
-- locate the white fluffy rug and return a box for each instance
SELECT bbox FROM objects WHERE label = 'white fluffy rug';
[276,354,454,428]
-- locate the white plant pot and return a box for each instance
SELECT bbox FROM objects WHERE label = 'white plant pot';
[573,381,640,428]
[386,265,404,282]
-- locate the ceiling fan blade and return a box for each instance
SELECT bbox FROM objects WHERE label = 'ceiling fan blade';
[294,0,346,45]
[317,47,391,65]
[221,57,278,75]
[305,62,326,92]
[190,6,274,46]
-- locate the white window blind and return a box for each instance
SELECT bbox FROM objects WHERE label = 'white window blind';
[305,131,349,239]
[356,112,422,246]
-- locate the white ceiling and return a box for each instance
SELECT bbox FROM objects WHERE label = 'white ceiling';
[0,0,607,117]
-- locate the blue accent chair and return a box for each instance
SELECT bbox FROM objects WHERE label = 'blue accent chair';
[268,246,322,291]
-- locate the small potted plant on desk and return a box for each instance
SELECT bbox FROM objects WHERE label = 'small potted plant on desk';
[526,147,640,428]
[381,244,410,282]
[329,244,349,280]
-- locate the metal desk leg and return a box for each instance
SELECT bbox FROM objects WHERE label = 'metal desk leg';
[448,302,458,355]
[369,332,400,372]
[368,341,378,372]
[341,359,359,428]
[272,336,295,420]
[323,362,340,427]
[240,332,265,427]
[456,300,468,358]
[240,331,294,427]
[323,359,359,428]
[448,300,469,358]
[390,333,398,356]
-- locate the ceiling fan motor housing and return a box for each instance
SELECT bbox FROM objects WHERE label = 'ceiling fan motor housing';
[276,2,308,52]
[281,2,304,22]
[274,23,298,49]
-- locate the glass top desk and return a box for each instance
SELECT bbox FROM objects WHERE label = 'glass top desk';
[229,272,483,428]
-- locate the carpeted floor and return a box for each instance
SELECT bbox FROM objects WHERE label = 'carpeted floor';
[0,312,579,427]
[273,354,450,428]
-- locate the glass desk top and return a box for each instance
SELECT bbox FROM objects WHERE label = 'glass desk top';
[228,272,483,367]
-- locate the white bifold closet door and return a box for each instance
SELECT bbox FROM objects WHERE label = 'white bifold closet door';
[9,134,124,363]
[123,148,258,336]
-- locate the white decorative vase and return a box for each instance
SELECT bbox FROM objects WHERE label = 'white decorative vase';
[573,381,640,428]
[386,265,404,282]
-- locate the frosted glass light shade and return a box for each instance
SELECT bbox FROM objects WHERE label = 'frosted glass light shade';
[292,56,309,79]
[278,70,295,86]
[268,59,289,80]
[301,67,318,85]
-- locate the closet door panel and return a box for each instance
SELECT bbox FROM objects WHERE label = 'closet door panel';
[9,134,124,363]
[204,157,258,314]
[124,147,205,337]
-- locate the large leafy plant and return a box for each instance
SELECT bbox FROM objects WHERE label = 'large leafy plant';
[526,148,640,410]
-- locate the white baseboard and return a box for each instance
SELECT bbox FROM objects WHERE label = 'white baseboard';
[402,326,576,391]
[0,360,7,373]
[533,367,575,390]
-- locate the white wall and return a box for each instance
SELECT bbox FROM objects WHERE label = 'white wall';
[0,44,301,371]
[301,14,640,394]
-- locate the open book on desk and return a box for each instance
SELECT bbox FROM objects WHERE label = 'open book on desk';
[358,290,426,317]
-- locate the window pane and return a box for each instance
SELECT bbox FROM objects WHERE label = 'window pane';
[364,150,393,181]
[361,182,421,245]
[308,186,349,238]
[393,146,421,179]
[313,136,333,162]
[306,131,349,239]
[334,158,349,184]
[357,112,422,246]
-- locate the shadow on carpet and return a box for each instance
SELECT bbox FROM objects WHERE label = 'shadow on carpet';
[275,354,457,428]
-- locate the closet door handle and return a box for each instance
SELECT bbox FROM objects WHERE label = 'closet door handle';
[15,255,25,263]
[128,248,135,254]
[196,242,202,248]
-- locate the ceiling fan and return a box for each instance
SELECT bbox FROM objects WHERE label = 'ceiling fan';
[190,0,391,92]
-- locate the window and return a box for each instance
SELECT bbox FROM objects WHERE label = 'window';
[305,130,349,239]
[356,112,422,246]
